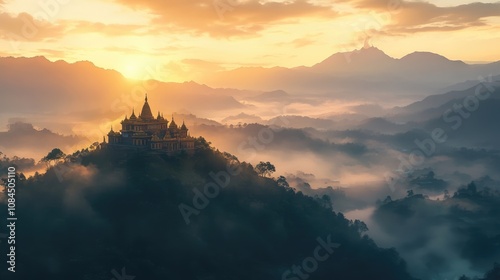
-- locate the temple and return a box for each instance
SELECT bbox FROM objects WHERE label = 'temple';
[105,94,195,154]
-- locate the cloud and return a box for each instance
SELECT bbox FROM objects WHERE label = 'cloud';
[0,12,66,42]
[276,33,323,48]
[181,58,225,71]
[290,37,316,48]
[102,45,189,57]
[390,2,500,34]
[37,48,67,57]
[346,0,500,35]
[3,0,497,45]
[63,20,154,37]
[0,12,151,44]
[112,0,339,37]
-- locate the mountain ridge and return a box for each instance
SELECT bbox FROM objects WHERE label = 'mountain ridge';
[198,47,500,94]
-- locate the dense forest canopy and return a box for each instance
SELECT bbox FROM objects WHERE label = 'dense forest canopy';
[0,141,417,280]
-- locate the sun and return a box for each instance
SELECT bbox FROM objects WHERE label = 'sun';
[114,55,189,82]
[120,64,146,80]
[117,56,156,80]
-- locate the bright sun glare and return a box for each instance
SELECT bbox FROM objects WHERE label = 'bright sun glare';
[118,56,157,80]
[121,64,145,80]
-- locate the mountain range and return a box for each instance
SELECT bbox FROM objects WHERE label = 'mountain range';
[1,48,500,145]
[200,47,500,99]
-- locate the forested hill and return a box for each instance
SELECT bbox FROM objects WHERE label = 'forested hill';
[1,140,417,280]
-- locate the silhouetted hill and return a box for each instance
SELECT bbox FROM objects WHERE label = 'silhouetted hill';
[0,56,247,123]
[391,77,500,119]
[381,79,500,150]
[373,181,500,280]
[265,115,337,129]
[200,47,500,97]
[400,52,468,70]
[173,112,222,127]
[0,122,86,159]
[221,113,263,124]
[355,117,411,134]
[248,89,290,102]
[312,47,396,75]
[0,144,418,280]
[384,81,500,149]
[421,99,500,149]
[0,56,128,115]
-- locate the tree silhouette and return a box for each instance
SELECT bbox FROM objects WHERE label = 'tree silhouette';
[41,148,66,168]
[276,175,290,189]
[89,142,100,151]
[383,195,393,204]
[255,161,276,177]
[194,136,211,150]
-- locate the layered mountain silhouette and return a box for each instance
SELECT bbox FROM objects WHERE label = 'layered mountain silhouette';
[200,47,500,97]
[1,48,500,280]
[391,76,500,120]
[1,48,499,124]
[0,56,247,121]
[0,122,86,159]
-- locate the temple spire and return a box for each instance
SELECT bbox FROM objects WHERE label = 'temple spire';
[139,94,154,120]
[169,114,178,129]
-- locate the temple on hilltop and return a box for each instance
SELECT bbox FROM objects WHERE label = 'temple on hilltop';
[105,94,195,154]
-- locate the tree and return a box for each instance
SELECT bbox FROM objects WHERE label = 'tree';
[406,190,414,197]
[318,194,332,210]
[222,152,239,164]
[89,142,100,151]
[255,161,276,177]
[41,148,66,168]
[351,219,369,233]
[276,176,289,189]
[194,137,211,150]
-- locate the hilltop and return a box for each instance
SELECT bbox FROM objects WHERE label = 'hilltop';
[0,141,417,280]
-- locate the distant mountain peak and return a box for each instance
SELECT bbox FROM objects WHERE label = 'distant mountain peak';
[353,46,392,60]
[313,46,394,71]
[401,51,465,64]
[359,45,383,53]
[402,51,447,60]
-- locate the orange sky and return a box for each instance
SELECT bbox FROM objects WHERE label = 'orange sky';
[0,0,499,81]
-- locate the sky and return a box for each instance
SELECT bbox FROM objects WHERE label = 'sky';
[0,0,499,81]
